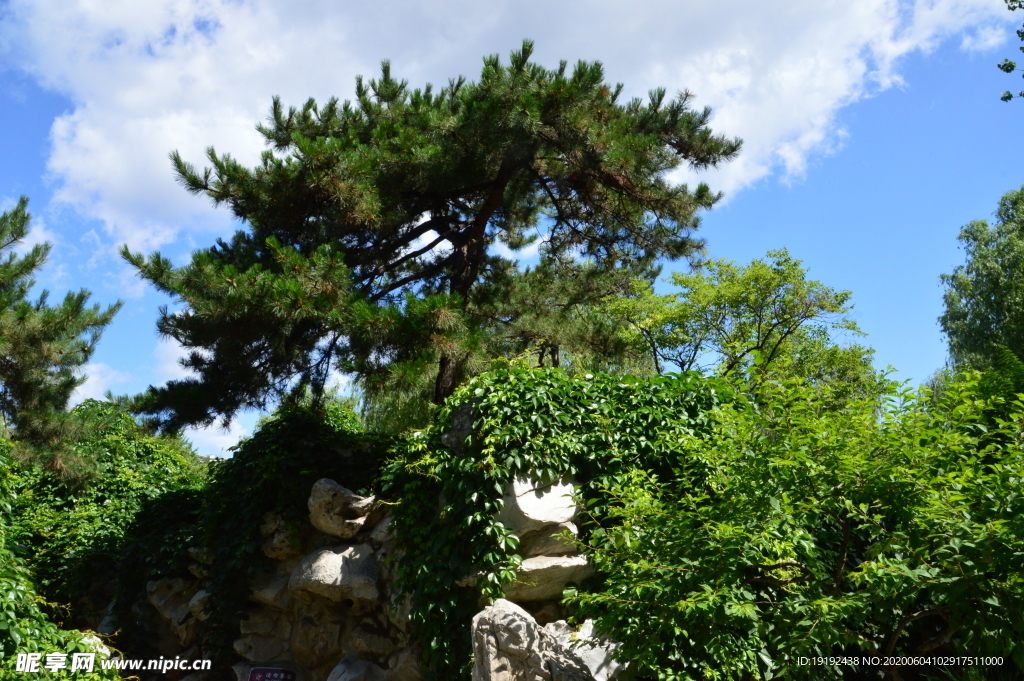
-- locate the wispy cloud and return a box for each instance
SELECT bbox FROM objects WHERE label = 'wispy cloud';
[71,362,132,404]
[1,0,1014,252]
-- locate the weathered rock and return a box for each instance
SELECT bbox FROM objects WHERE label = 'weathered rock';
[545,620,625,681]
[530,602,562,626]
[309,479,376,539]
[96,613,117,634]
[346,618,396,657]
[189,589,211,621]
[232,663,252,681]
[387,647,423,681]
[189,562,210,579]
[471,599,592,681]
[368,512,394,545]
[519,522,578,557]
[240,609,279,635]
[173,615,200,647]
[234,635,287,663]
[251,573,294,610]
[326,658,388,681]
[387,591,412,632]
[440,403,475,454]
[496,476,577,536]
[261,513,304,561]
[188,546,213,565]
[504,555,594,602]
[291,603,344,669]
[147,577,194,621]
[147,578,200,647]
[289,545,379,606]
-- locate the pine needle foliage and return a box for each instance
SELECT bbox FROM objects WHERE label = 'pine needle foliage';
[121,40,741,432]
[0,198,121,472]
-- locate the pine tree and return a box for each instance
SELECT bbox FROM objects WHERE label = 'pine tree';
[0,198,121,470]
[122,41,741,431]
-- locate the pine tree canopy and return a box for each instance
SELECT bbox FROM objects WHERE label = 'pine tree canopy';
[0,198,121,468]
[122,41,741,432]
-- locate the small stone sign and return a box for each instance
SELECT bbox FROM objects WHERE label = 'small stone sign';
[248,667,297,681]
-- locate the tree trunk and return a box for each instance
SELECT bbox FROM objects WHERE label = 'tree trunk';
[434,354,460,404]
[432,169,513,404]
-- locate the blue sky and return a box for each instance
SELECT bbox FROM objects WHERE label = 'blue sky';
[1,0,1022,455]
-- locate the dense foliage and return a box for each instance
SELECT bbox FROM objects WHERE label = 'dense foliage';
[7,400,204,628]
[572,376,1024,680]
[380,364,728,679]
[0,198,120,472]
[603,249,876,393]
[121,40,740,433]
[940,185,1024,411]
[0,446,119,680]
[189,400,387,665]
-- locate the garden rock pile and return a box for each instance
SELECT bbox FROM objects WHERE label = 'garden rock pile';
[144,476,621,681]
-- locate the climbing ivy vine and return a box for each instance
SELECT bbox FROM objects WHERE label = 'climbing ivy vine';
[380,364,728,679]
[191,401,389,668]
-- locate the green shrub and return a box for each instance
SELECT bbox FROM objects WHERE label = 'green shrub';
[7,400,204,627]
[193,400,388,665]
[381,365,728,679]
[0,444,119,680]
[572,376,1024,680]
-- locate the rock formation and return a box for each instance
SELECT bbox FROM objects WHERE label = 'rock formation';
[141,475,620,681]
[471,599,592,681]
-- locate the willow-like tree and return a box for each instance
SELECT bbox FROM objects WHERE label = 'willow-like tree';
[0,198,121,470]
[123,41,741,431]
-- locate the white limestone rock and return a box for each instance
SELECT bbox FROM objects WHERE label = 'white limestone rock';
[239,609,279,635]
[471,599,592,681]
[496,476,577,536]
[504,555,595,602]
[326,658,389,681]
[288,545,380,606]
[260,513,303,561]
[233,635,287,663]
[146,577,193,621]
[519,522,578,557]
[387,647,423,681]
[250,573,294,610]
[544,620,625,681]
[309,479,376,539]
[189,589,211,622]
[231,663,252,681]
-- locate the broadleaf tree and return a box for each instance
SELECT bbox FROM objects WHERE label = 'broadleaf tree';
[940,185,1024,407]
[602,249,877,397]
[0,198,121,471]
[999,0,1024,100]
[121,41,741,432]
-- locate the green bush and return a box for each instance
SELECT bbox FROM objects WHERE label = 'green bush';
[7,400,204,627]
[381,365,728,679]
[193,400,388,665]
[572,376,1024,680]
[0,444,119,680]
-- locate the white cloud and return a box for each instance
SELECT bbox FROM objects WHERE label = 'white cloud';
[71,362,132,404]
[961,23,1008,50]
[0,0,1015,255]
[184,417,250,458]
[153,337,252,456]
[154,336,194,382]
